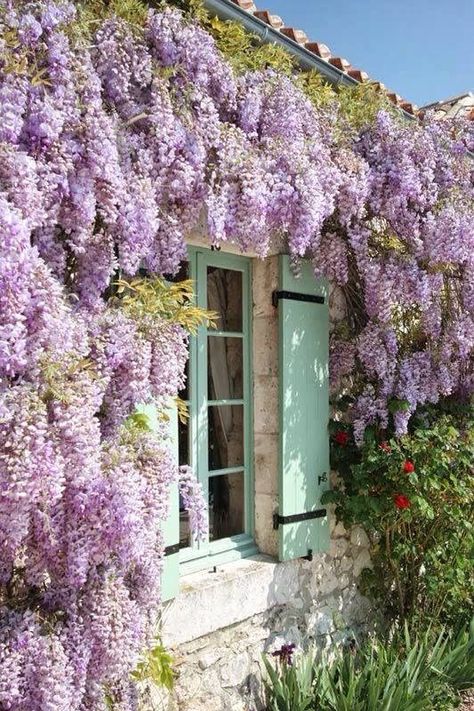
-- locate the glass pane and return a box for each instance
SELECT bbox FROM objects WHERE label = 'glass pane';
[207,267,242,332]
[208,405,244,470]
[208,337,243,401]
[209,472,245,541]
[179,497,191,548]
[178,358,189,401]
[178,416,189,466]
[164,260,189,283]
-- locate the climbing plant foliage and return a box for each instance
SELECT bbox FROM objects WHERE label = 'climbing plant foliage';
[0,0,473,708]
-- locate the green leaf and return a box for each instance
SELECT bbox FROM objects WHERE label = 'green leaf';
[388,398,411,414]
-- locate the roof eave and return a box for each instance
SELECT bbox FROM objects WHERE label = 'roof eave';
[203,0,358,87]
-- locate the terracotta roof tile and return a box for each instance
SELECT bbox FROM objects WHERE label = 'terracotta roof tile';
[280,26,309,45]
[400,100,417,115]
[232,0,257,11]
[347,68,369,82]
[253,9,283,29]
[328,56,351,72]
[386,92,403,107]
[304,41,331,60]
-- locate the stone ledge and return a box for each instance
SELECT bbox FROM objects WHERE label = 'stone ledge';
[162,554,302,647]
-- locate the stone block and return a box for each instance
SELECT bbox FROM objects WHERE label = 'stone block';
[174,671,202,702]
[350,526,370,549]
[254,433,278,495]
[339,556,353,573]
[329,537,348,559]
[254,493,278,557]
[328,284,347,322]
[253,316,278,377]
[253,375,278,434]
[332,520,348,538]
[162,556,280,646]
[353,549,372,578]
[252,256,278,318]
[317,571,339,597]
[198,648,223,670]
[220,652,250,687]
[338,574,350,590]
[271,560,302,605]
[306,606,335,636]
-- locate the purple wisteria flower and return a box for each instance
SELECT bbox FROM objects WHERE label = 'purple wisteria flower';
[0,0,472,706]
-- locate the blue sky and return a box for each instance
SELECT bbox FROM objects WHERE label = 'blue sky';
[263,0,474,107]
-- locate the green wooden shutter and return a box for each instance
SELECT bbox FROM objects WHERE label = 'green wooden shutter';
[275,255,330,561]
[136,401,180,601]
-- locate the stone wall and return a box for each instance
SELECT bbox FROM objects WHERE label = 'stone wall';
[150,245,373,711]
[154,520,372,711]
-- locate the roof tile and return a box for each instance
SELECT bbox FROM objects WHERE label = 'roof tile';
[328,56,351,72]
[254,9,284,29]
[232,0,258,11]
[280,26,309,45]
[387,92,403,106]
[400,100,417,115]
[348,68,369,82]
[304,41,331,60]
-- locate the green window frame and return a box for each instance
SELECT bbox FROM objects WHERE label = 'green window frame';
[179,247,257,573]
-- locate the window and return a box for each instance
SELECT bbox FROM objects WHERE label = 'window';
[177,248,256,572]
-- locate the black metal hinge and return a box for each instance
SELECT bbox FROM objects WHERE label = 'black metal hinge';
[164,543,180,557]
[272,290,325,308]
[273,509,327,530]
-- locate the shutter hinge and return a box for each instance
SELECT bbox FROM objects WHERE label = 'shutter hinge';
[272,290,325,308]
[272,509,327,530]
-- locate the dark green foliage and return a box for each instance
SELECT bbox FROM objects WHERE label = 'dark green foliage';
[325,404,474,627]
[263,623,474,711]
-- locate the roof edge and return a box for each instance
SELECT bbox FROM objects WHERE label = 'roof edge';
[203,0,417,120]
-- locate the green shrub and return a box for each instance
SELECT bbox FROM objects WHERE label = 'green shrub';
[323,404,474,628]
[263,623,474,711]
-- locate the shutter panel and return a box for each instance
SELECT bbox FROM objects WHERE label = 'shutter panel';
[136,402,180,601]
[275,255,330,561]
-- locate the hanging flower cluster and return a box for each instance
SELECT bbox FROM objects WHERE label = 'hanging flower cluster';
[0,0,473,707]
[323,112,474,441]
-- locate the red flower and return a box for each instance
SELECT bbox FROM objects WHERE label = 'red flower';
[394,494,411,510]
[334,431,349,446]
[379,441,391,453]
[403,460,415,473]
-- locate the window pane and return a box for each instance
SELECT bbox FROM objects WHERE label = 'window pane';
[179,499,191,549]
[208,337,243,401]
[178,358,189,401]
[209,472,245,541]
[164,260,189,283]
[178,416,189,466]
[208,405,244,470]
[207,267,242,332]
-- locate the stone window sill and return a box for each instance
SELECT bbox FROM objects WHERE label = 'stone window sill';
[162,553,302,647]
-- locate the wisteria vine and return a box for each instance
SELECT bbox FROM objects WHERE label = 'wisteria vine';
[0,0,473,707]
